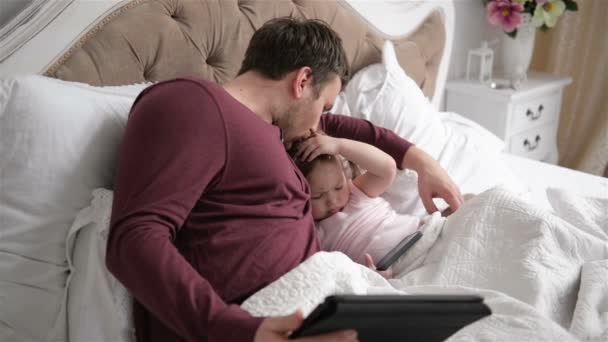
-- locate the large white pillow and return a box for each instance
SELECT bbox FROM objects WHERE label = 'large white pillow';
[439,111,506,154]
[0,75,147,341]
[334,41,525,216]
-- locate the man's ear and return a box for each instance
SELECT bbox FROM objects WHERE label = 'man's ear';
[292,66,313,100]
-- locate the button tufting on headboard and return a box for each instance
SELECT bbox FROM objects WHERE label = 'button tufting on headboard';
[44,0,445,98]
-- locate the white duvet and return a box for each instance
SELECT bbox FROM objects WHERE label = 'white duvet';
[67,187,608,342]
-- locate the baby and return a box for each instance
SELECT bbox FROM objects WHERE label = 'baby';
[290,131,427,277]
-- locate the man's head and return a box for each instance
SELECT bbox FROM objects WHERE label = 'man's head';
[238,17,349,143]
[239,17,349,91]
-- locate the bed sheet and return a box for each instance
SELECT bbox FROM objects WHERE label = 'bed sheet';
[503,153,608,209]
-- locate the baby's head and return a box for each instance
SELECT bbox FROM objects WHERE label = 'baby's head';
[289,145,350,221]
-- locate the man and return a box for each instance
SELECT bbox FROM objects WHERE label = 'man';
[106,17,462,342]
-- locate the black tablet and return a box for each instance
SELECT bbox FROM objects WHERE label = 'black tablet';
[290,294,491,341]
[375,231,423,271]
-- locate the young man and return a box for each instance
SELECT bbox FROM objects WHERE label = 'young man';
[106,17,462,342]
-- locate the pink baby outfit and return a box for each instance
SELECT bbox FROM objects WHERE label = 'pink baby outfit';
[316,181,421,265]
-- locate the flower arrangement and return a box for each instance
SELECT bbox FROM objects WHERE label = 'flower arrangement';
[483,0,578,38]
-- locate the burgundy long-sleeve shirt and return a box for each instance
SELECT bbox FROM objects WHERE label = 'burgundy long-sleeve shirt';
[106,78,412,342]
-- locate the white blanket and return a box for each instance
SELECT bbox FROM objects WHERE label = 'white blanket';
[66,187,608,341]
[242,252,576,341]
[242,187,608,341]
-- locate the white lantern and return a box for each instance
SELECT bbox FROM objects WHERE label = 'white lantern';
[466,41,494,84]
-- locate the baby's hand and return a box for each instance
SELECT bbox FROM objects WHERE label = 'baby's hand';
[294,131,342,162]
[364,253,393,279]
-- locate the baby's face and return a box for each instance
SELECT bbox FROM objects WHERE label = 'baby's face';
[307,159,350,221]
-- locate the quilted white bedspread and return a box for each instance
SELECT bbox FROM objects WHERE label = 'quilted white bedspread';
[242,187,608,341]
[67,187,608,341]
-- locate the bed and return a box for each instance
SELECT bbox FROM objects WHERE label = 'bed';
[0,0,607,341]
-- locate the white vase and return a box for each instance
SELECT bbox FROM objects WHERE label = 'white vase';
[501,13,536,85]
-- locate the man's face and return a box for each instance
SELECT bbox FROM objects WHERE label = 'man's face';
[280,76,341,145]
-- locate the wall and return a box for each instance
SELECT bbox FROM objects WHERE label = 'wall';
[0,0,501,81]
[0,0,33,29]
[448,0,502,80]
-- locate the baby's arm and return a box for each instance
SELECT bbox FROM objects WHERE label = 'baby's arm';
[295,135,396,198]
[339,138,396,198]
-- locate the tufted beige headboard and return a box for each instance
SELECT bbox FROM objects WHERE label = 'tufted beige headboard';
[44,0,446,99]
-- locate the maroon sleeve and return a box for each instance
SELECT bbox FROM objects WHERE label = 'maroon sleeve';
[319,113,413,169]
[106,80,263,342]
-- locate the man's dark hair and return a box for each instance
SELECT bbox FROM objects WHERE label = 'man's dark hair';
[238,17,350,95]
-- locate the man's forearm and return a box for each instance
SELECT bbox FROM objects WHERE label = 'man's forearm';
[400,146,432,173]
[106,220,263,341]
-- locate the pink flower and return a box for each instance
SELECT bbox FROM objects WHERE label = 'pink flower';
[486,0,525,32]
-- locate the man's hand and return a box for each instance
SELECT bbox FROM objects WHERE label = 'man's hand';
[254,311,358,341]
[402,146,463,214]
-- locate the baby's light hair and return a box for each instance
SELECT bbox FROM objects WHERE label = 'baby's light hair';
[287,130,359,179]
[341,155,361,180]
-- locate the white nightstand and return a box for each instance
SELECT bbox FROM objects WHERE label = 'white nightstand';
[445,72,571,164]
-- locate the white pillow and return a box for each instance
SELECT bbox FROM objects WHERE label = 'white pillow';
[338,41,525,216]
[341,44,447,159]
[0,75,147,341]
[439,111,506,154]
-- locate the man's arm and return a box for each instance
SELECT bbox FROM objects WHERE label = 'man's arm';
[106,81,262,342]
[320,113,463,213]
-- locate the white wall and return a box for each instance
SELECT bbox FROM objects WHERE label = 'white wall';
[448,0,503,80]
[0,0,33,28]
